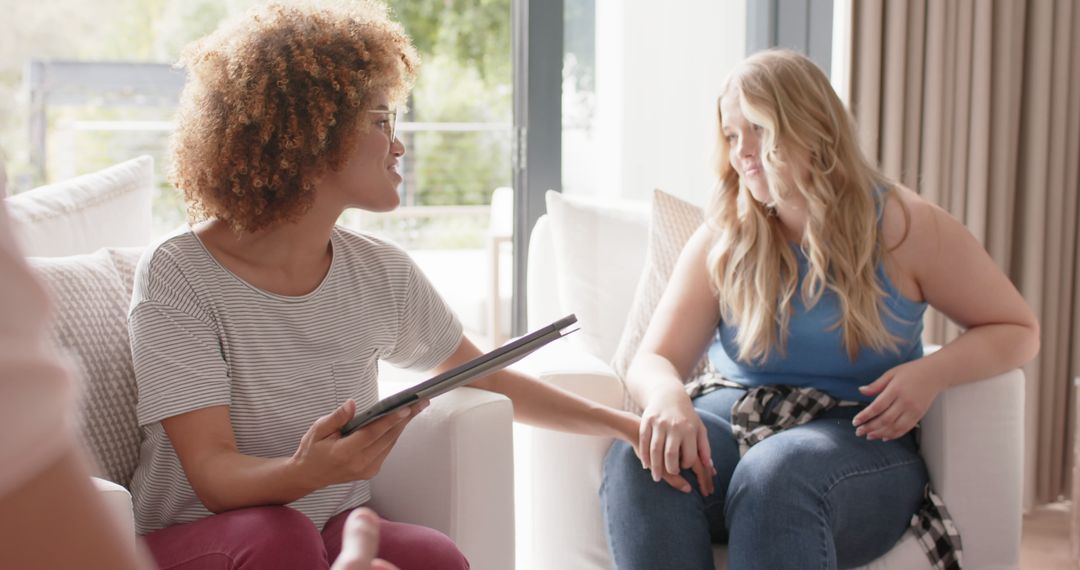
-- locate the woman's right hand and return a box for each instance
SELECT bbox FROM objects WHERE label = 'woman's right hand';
[638,387,716,496]
[292,399,427,488]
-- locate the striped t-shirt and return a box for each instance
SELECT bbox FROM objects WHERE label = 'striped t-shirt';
[127,226,463,535]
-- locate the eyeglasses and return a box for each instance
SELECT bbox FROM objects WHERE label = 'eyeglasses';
[367,109,399,141]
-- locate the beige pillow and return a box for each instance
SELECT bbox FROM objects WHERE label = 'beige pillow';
[610,190,710,408]
[29,248,143,487]
[107,246,145,298]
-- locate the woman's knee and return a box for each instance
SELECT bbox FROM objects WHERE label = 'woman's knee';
[601,439,716,519]
[233,506,326,563]
[241,505,321,536]
[603,439,640,474]
[600,440,657,502]
[726,442,822,513]
[377,520,468,570]
[144,506,328,569]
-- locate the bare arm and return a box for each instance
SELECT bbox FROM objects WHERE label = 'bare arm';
[0,449,148,570]
[447,337,639,441]
[622,225,721,493]
[162,399,425,513]
[458,333,710,493]
[627,225,722,406]
[906,200,1039,384]
[854,189,1039,439]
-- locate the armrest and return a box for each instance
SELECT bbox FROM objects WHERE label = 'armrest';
[91,476,136,550]
[517,338,626,408]
[514,340,625,569]
[370,385,514,570]
[919,369,1025,569]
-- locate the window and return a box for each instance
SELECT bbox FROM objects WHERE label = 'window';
[562,0,597,195]
[2,0,515,348]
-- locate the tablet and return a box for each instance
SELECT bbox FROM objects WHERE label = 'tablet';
[340,314,579,436]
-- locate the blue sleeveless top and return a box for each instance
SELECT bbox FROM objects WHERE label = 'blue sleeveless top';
[707,243,927,403]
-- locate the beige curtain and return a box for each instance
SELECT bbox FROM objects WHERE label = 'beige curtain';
[846,0,1080,508]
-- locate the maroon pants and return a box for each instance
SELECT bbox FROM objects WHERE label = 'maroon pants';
[142,506,469,570]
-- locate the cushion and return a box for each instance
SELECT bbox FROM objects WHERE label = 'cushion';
[107,247,145,299]
[544,191,649,362]
[6,156,154,257]
[610,190,708,408]
[28,248,144,487]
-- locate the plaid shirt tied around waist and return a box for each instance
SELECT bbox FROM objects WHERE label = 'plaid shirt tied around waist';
[687,378,963,570]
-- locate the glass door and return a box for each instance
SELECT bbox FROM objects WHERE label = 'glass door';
[343,0,515,351]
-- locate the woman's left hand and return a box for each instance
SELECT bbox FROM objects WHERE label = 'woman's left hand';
[852,360,945,441]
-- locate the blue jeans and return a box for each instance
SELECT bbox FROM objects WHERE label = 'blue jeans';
[600,387,927,570]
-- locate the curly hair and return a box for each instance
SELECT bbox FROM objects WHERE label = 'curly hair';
[170,0,418,232]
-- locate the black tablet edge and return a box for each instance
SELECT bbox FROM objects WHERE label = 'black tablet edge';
[339,314,577,435]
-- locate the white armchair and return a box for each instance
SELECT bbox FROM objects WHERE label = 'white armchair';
[517,205,1024,570]
[371,384,514,570]
[7,156,516,570]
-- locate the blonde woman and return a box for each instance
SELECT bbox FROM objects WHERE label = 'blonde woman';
[600,49,1039,569]
[128,3,640,569]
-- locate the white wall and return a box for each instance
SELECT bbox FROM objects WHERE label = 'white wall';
[590,0,746,207]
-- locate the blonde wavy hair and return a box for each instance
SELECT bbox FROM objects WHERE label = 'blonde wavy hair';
[171,0,418,232]
[706,49,903,363]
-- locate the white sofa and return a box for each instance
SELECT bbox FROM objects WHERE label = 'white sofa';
[517,194,1025,570]
[6,156,516,570]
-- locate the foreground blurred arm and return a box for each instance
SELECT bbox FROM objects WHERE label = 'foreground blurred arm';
[0,451,146,570]
[0,198,148,570]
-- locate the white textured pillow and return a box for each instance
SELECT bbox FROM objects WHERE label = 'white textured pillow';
[610,190,708,397]
[6,156,154,257]
[107,246,145,298]
[544,191,649,361]
[29,248,143,487]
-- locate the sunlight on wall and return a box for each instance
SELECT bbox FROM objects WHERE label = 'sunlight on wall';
[591,0,747,207]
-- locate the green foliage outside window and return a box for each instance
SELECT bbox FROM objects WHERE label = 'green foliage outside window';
[1,0,513,248]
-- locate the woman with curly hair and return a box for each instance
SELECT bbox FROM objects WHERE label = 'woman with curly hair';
[0,177,393,569]
[600,49,1039,569]
[128,3,641,569]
